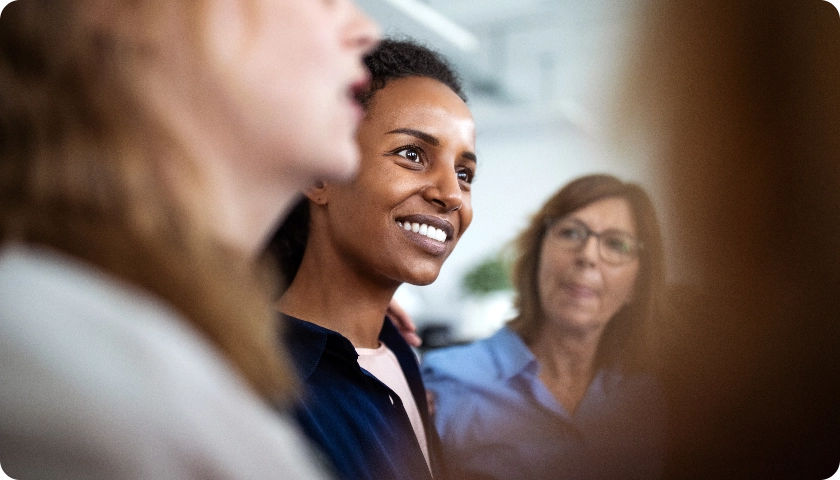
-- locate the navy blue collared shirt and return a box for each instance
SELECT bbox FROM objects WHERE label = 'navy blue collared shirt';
[282,314,447,480]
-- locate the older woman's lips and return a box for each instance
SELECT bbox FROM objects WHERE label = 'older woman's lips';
[562,283,597,298]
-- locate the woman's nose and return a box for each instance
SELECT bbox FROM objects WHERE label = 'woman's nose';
[344,1,381,52]
[575,235,600,265]
[422,166,463,212]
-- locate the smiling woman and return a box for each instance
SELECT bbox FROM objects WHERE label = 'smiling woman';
[268,39,474,480]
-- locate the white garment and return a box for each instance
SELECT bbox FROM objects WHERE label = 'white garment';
[0,245,332,480]
[355,343,430,470]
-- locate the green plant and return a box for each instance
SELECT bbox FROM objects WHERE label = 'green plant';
[462,255,512,297]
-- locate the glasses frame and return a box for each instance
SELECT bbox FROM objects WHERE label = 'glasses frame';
[543,217,644,265]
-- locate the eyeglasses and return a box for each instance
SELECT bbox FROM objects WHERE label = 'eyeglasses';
[544,218,643,265]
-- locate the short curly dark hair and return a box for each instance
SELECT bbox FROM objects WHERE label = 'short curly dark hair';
[357,38,466,108]
[267,38,465,291]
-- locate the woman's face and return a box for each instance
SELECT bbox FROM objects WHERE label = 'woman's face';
[319,76,476,286]
[200,0,379,183]
[537,197,640,335]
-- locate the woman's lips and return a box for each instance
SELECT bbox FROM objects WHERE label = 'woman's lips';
[561,282,597,298]
[398,226,448,256]
[350,74,371,99]
[347,75,370,125]
[394,215,455,256]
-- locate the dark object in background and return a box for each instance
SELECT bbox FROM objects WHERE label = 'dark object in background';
[418,324,469,353]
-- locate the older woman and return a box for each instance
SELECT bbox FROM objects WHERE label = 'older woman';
[422,174,666,480]
[268,39,475,480]
[0,0,377,478]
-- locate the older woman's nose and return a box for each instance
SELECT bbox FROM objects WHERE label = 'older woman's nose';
[576,235,601,265]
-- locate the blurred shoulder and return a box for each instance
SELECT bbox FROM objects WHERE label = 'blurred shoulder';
[421,326,524,384]
[0,245,329,479]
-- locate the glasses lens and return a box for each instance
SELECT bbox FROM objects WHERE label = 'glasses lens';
[600,232,638,264]
[550,221,588,248]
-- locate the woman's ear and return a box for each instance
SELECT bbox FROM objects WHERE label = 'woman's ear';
[304,180,329,206]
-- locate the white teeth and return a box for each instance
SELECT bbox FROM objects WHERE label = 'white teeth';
[399,221,448,242]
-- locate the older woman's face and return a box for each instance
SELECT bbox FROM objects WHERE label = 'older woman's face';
[537,197,640,335]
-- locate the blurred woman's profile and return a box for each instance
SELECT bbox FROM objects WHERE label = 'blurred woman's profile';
[0,0,377,478]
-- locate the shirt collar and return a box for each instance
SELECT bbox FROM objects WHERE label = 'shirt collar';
[282,314,357,380]
[491,326,541,380]
[281,314,405,381]
[490,327,624,391]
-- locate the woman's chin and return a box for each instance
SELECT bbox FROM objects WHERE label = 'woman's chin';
[398,266,442,287]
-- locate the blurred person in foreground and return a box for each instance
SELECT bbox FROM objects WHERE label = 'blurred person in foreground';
[0,0,377,478]
[422,174,667,480]
[267,39,476,480]
[620,0,840,478]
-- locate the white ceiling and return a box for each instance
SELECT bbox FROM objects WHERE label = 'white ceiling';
[357,0,646,133]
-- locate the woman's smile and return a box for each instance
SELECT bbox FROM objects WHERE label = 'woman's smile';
[395,215,455,256]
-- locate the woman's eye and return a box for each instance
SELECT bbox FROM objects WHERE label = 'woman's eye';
[456,168,475,184]
[395,147,422,163]
[604,234,633,254]
[560,228,584,240]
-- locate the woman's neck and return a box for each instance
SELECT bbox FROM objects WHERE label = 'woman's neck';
[529,322,605,414]
[278,241,399,349]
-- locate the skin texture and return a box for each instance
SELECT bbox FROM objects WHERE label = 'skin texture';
[531,197,640,414]
[280,76,476,348]
[138,0,379,255]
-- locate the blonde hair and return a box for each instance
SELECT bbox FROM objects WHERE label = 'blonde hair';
[0,0,295,401]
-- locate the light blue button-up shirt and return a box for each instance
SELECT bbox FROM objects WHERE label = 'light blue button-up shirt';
[421,326,665,480]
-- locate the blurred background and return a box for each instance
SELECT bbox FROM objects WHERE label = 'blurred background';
[357,0,660,344]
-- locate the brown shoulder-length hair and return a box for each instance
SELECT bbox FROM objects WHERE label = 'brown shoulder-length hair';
[507,173,665,371]
[0,0,294,402]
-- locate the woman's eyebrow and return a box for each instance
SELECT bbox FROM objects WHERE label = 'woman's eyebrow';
[386,128,439,146]
[387,128,478,163]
